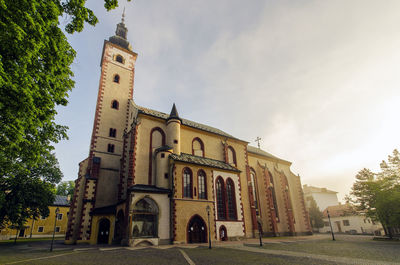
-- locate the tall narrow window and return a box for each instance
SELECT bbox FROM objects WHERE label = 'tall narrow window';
[109,128,117,138]
[227,146,237,166]
[183,168,193,198]
[226,178,237,220]
[198,170,207,199]
[107,144,115,153]
[250,169,258,209]
[111,100,119,110]
[148,127,165,185]
[216,177,226,220]
[269,170,279,220]
[192,138,204,157]
[113,74,120,83]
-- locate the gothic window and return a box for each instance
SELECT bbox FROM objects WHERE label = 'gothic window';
[227,146,237,166]
[216,177,226,220]
[250,169,258,209]
[111,100,119,110]
[226,178,237,220]
[269,170,279,220]
[198,170,207,200]
[107,144,115,153]
[183,168,193,198]
[148,127,165,185]
[132,198,159,238]
[115,55,124,64]
[109,128,117,138]
[192,138,204,157]
[113,74,120,83]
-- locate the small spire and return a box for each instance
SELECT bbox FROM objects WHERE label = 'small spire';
[167,103,181,122]
[122,7,125,24]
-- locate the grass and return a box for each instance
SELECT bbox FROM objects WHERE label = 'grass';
[257,237,400,262]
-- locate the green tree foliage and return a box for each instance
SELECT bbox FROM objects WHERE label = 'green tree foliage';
[347,149,400,238]
[56,180,75,197]
[308,197,324,229]
[0,0,128,229]
[0,152,62,230]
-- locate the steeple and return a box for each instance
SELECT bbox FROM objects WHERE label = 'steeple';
[109,8,132,51]
[167,103,181,122]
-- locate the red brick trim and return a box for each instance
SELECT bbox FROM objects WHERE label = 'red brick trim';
[259,162,278,235]
[192,137,205,157]
[278,170,295,234]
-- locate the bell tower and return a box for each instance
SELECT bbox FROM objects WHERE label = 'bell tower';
[66,12,138,243]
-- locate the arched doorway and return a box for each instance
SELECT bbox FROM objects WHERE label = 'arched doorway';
[114,210,125,243]
[219,225,228,241]
[97,218,110,244]
[132,198,158,238]
[187,215,207,243]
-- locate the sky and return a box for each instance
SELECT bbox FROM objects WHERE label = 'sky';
[54,0,400,202]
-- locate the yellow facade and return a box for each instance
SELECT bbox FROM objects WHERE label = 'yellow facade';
[1,204,69,240]
[65,17,312,246]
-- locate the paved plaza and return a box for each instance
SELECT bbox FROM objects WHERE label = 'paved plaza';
[1,234,399,264]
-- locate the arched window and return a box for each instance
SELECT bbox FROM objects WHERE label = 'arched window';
[109,128,117,138]
[226,178,237,220]
[268,170,279,220]
[216,177,226,220]
[116,55,124,64]
[113,74,120,83]
[148,127,165,185]
[183,168,193,198]
[227,146,237,166]
[198,170,207,200]
[132,198,158,238]
[111,100,119,110]
[250,169,258,209]
[192,138,204,157]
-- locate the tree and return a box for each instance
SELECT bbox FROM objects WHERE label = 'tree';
[0,0,126,177]
[0,152,62,231]
[56,181,75,197]
[308,197,324,230]
[347,149,400,238]
[0,0,128,232]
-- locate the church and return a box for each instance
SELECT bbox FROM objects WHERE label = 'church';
[65,15,312,246]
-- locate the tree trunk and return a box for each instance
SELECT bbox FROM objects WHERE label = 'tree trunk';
[14,229,18,244]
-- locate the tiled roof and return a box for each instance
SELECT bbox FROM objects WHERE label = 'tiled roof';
[53,195,70,206]
[247,145,290,163]
[135,104,238,140]
[323,204,356,217]
[303,185,338,194]
[170,153,240,172]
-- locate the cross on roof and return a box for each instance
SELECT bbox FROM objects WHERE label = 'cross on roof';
[255,137,261,149]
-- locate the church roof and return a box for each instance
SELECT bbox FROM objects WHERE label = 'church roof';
[128,184,171,194]
[247,145,290,164]
[170,153,240,172]
[136,104,240,140]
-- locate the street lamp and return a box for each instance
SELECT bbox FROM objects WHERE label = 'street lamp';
[327,210,335,241]
[206,205,211,249]
[257,218,263,247]
[50,207,60,251]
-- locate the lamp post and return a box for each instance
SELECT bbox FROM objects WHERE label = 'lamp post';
[50,207,60,251]
[327,210,335,241]
[206,205,211,249]
[257,218,263,247]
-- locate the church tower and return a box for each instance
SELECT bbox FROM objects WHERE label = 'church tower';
[66,13,138,244]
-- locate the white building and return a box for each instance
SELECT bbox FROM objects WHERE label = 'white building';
[303,184,338,211]
[319,204,383,235]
